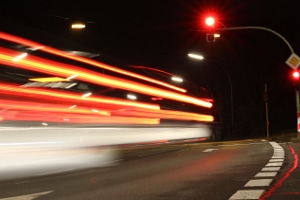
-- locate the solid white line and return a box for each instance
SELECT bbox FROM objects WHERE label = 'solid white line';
[261,167,281,171]
[255,172,277,177]
[229,189,265,200]
[0,191,53,200]
[244,179,273,187]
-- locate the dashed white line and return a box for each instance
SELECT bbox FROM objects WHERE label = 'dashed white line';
[244,179,273,187]
[202,148,218,152]
[255,172,277,177]
[0,191,52,200]
[229,189,265,200]
[269,158,284,162]
[266,162,283,167]
[261,167,281,171]
[229,141,285,200]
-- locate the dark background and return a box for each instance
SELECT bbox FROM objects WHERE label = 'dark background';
[1,0,299,138]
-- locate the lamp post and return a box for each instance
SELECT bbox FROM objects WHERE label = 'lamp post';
[211,25,300,137]
[188,53,234,130]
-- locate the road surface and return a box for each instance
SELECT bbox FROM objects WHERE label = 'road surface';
[0,139,293,200]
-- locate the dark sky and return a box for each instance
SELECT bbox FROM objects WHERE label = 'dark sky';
[1,0,300,136]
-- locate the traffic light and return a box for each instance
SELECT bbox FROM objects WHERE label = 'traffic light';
[205,16,215,28]
[292,70,300,79]
[291,70,300,89]
[204,16,217,42]
[206,33,215,42]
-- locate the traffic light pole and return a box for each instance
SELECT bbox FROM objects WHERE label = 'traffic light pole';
[264,83,270,138]
[215,25,299,137]
[217,26,295,53]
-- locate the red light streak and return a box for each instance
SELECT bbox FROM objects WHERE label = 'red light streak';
[2,111,160,125]
[0,31,187,93]
[112,109,214,122]
[259,145,299,200]
[0,48,213,108]
[0,82,160,111]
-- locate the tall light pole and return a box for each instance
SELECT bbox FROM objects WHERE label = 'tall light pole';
[203,15,300,136]
[212,25,300,137]
[188,53,234,129]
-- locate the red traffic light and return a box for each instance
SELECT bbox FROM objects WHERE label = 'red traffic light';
[292,71,300,79]
[205,16,215,27]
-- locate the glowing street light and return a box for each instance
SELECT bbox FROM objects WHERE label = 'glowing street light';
[188,53,234,129]
[171,76,183,83]
[71,22,86,29]
[188,53,204,60]
[127,94,137,100]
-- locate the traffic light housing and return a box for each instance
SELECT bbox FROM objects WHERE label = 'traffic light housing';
[291,70,300,89]
[204,16,217,42]
[206,33,215,42]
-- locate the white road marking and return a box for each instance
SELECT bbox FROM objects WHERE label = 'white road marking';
[0,191,52,200]
[273,152,284,157]
[269,158,284,162]
[266,162,283,167]
[261,167,281,171]
[255,172,277,177]
[202,148,218,152]
[14,181,29,184]
[244,179,273,187]
[229,142,285,200]
[229,189,265,200]
[35,168,75,176]
[219,142,264,147]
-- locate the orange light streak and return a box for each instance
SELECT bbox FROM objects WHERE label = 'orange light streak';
[0,48,213,108]
[0,31,187,93]
[1,111,160,125]
[0,99,111,116]
[0,82,160,111]
[112,109,214,122]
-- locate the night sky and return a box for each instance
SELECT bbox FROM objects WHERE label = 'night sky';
[1,0,300,137]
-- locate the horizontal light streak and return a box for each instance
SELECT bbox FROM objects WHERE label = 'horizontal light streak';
[112,109,214,122]
[0,48,212,108]
[29,77,68,82]
[0,82,160,111]
[0,31,187,93]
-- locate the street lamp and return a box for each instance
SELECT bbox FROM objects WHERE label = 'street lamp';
[188,53,234,129]
[209,23,300,137]
[71,22,86,29]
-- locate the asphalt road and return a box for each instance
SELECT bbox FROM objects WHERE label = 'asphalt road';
[0,139,292,200]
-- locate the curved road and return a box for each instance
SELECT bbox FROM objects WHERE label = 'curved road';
[0,139,292,200]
